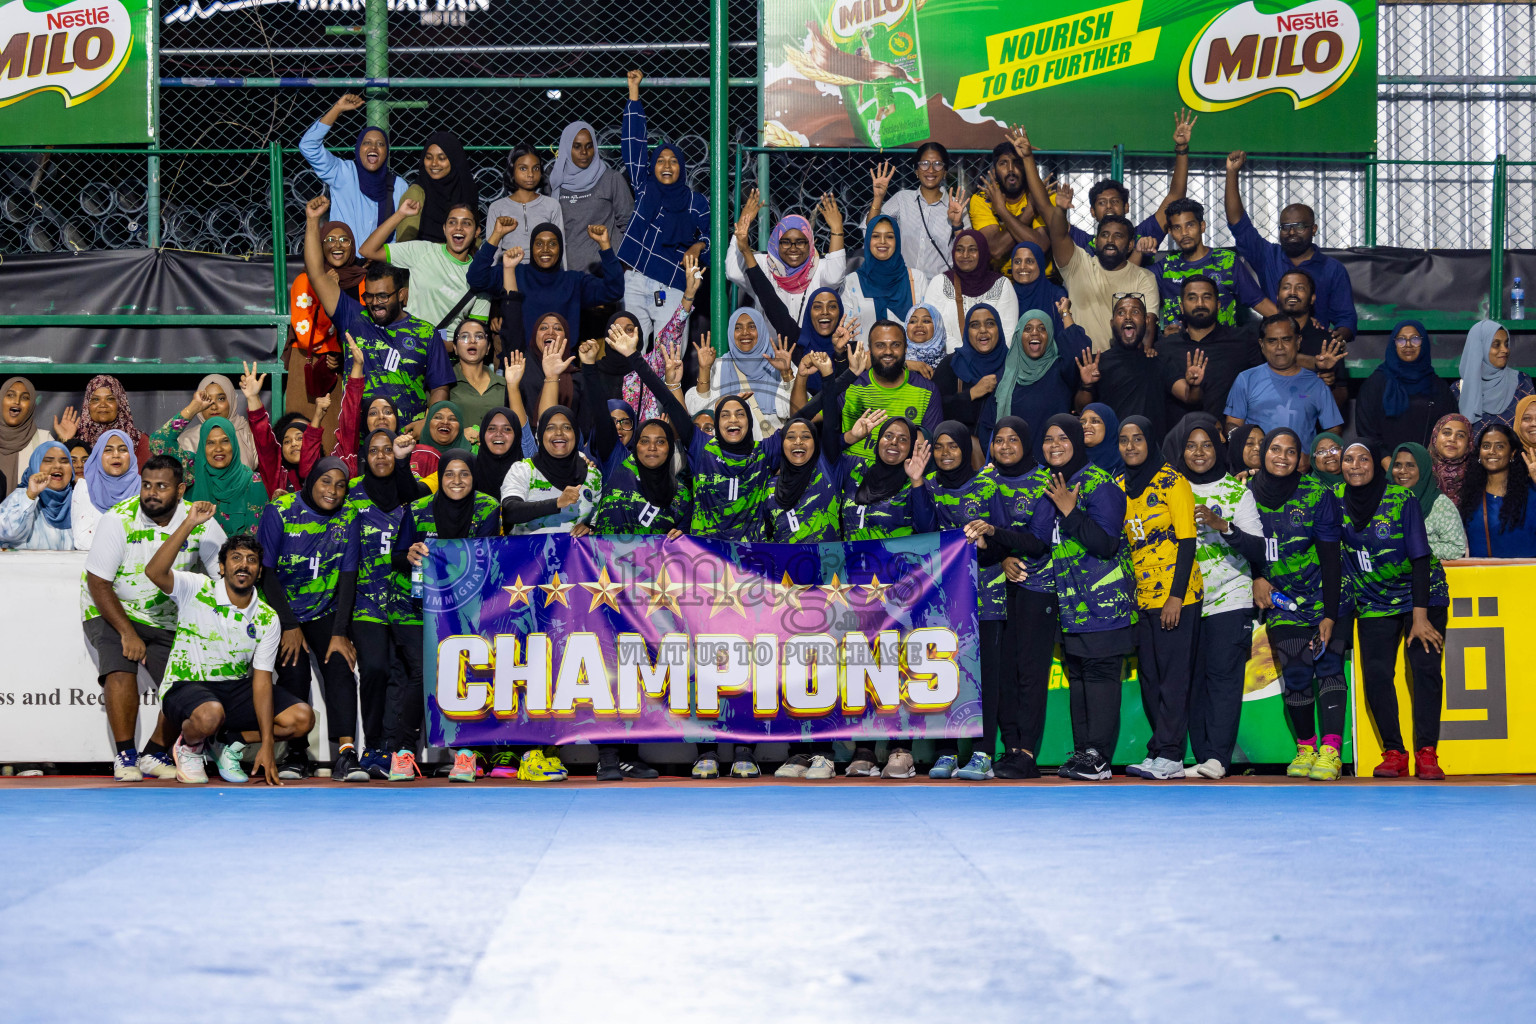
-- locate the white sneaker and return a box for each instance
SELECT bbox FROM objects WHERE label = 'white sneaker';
[172,735,208,784]
[215,741,249,783]
[1125,757,1155,779]
[113,750,143,782]
[1192,758,1227,779]
[137,751,177,779]
[1144,757,1186,780]
[805,755,835,780]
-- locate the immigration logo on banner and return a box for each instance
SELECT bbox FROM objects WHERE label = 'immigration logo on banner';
[762,0,1376,152]
[0,0,152,144]
[423,532,983,747]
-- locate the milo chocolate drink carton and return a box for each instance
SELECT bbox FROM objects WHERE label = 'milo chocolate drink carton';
[817,0,930,147]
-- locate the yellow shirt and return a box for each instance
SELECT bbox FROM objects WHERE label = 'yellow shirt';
[1119,464,1204,610]
[967,192,1033,272]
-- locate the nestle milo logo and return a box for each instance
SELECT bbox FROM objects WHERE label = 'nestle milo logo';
[1180,0,1361,112]
[0,0,132,109]
[828,0,911,43]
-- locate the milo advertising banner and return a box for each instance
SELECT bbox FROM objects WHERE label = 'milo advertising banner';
[763,0,1376,152]
[0,0,153,144]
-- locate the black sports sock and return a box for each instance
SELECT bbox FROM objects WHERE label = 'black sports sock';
[142,739,167,757]
[114,738,134,755]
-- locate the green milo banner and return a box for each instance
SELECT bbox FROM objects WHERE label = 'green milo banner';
[0,0,153,144]
[763,0,1376,152]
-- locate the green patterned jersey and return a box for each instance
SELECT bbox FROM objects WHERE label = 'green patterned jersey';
[686,430,778,538]
[1154,247,1264,332]
[591,451,693,536]
[501,457,602,534]
[1253,475,1342,628]
[159,571,281,696]
[926,472,1005,619]
[396,492,502,626]
[80,497,226,629]
[1340,484,1446,617]
[757,459,843,542]
[346,486,408,625]
[256,492,361,624]
[1030,464,1137,633]
[840,457,938,541]
[983,463,1056,600]
[330,293,456,424]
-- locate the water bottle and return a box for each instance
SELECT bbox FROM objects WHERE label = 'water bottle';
[1268,589,1301,613]
[1513,277,1525,320]
[410,531,436,598]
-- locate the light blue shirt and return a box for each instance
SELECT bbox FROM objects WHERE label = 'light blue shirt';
[299,120,409,241]
[1225,365,1343,448]
[0,489,74,551]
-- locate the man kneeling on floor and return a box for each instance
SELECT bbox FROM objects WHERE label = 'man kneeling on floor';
[144,501,314,785]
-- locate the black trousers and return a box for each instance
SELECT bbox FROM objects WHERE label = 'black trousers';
[1272,621,1349,742]
[1001,587,1058,756]
[940,618,1009,761]
[1188,608,1255,768]
[1064,649,1123,758]
[352,620,392,749]
[387,624,426,754]
[1134,602,1202,761]
[274,612,357,743]
[1357,607,1448,753]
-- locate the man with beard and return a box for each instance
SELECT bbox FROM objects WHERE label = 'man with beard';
[361,199,491,333]
[82,455,227,781]
[147,508,313,786]
[1154,198,1274,333]
[968,141,1047,270]
[1277,268,1350,412]
[840,321,943,464]
[1063,110,1197,260]
[1225,314,1344,448]
[1158,277,1263,425]
[305,196,454,428]
[1094,295,1191,444]
[1224,151,1357,342]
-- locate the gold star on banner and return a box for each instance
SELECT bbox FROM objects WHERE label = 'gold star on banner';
[820,573,854,607]
[636,563,683,616]
[579,566,626,614]
[539,572,575,607]
[702,563,748,618]
[502,576,535,607]
[861,574,893,604]
[774,571,812,611]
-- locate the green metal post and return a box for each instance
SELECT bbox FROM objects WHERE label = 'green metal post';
[1363,159,1377,248]
[146,17,160,247]
[709,0,728,353]
[365,0,389,131]
[1491,154,1508,320]
[268,140,289,419]
[1111,143,1123,182]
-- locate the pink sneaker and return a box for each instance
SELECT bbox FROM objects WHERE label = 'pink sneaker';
[487,751,520,778]
[387,750,422,781]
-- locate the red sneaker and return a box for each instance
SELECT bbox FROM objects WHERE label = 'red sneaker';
[1415,747,1446,780]
[1373,749,1411,778]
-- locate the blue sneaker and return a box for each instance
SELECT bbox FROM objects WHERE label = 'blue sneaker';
[955,752,994,780]
[214,741,249,783]
[928,754,959,779]
[361,748,390,780]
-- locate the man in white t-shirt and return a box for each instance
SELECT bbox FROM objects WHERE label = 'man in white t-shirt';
[360,199,490,334]
[145,501,313,786]
[82,455,226,781]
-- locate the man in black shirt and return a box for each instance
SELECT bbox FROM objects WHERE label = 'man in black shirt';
[1277,268,1349,412]
[1159,277,1263,426]
[1094,294,1198,445]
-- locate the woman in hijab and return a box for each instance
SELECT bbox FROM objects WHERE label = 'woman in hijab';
[471,408,524,501]
[413,400,465,483]
[1227,422,1265,482]
[491,221,625,347]
[905,303,947,373]
[922,228,1018,349]
[185,416,269,537]
[1454,318,1534,438]
[0,439,74,550]
[1391,441,1467,561]
[79,374,149,467]
[1429,413,1474,513]
[935,302,1009,433]
[1080,402,1123,476]
[266,411,312,496]
[1339,439,1451,780]
[979,307,1092,450]
[844,214,926,346]
[1356,319,1457,455]
[288,220,366,402]
[71,429,140,549]
[725,188,847,327]
[1028,413,1135,782]
[1008,240,1068,336]
[298,98,406,240]
[397,131,477,244]
[1163,412,1266,780]
[1116,415,1204,781]
[486,141,562,262]
[549,120,635,275]
[1247,427,1348,782]
[1309,431,1345,489]
[499,406,602,535]
[1,376,50,501]
[176,374,259,469]
[689,305,794,435]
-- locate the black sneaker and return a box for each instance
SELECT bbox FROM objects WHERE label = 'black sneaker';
[1063,747,1112,782]
[994,749,1042,780]
[333,747,370,783]
[361,747,390,780]
[619,757,659,779]
[277,747,310,781]
[1055,751,1083,779]
[595,749,624,782]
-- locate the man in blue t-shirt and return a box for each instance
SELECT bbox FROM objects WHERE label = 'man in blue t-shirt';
[1225,313,1344,449]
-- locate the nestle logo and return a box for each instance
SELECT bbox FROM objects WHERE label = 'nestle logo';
[1276,11,1339,33]
[46,6,112,31]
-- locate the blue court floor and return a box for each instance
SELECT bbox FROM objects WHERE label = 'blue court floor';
[1,783,1532,1022]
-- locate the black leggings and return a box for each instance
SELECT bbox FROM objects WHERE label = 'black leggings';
[1134,602,1201,761]
[1001,587,1058,756]
[1064,649,1123,758]
[1188,608,1254,768]
[1271,621,1349,743]
[1357,607,1448,752]
[387,624,426,754]
[274,612,358,744]
[937,618,1008,761]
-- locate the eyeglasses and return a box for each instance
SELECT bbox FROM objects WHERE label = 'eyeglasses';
[1395,334,1424,346]
[322,234,352,245]
[1278,221,1312,231]
[363,289,399,302]
[1314,445,1342,456]
[916,160,945,170]
[778,238,810,248]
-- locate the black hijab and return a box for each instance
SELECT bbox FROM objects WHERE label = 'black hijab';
[1227,422,1264,478]
[933,420,977,489]
[415,131,477,245]
[713,395,756,456]
[989,415,1035,476]
[359,428,406,512]
[1343,439,1389,531]
[274,412,308,474]
[301,456,350,519]
[1251,427,1304,510]
[633,418,681,509]
[855,418,915,506]
[1162,412,1227,486]
[774,416,821,510]
[432,449,478,539]
[472,407,522,499]
[533,406,585,490]
[1041,413,1088,481]
[1118,415,1163,499]
[601,309,644,380]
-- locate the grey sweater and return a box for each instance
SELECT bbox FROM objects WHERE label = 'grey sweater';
[554,165,635,274]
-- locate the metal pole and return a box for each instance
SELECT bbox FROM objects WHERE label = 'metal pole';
[365,0,389,131]
[1363,159,1377,248]
[1492,153,1508,319]
[1111,143,1124,182]
[147,16,160,247]
[708,0,728,353]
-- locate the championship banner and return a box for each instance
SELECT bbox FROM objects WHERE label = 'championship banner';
[423,532,983,747]
[762,0,1377,152]
[0,0,153,144]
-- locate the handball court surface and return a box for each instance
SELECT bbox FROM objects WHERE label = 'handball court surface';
[2,776,1532,1022]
